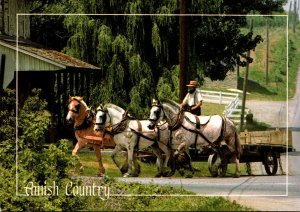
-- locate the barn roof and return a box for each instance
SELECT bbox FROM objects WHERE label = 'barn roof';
[0,35,100,70]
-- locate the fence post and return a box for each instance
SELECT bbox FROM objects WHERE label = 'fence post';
[219,92,222,104]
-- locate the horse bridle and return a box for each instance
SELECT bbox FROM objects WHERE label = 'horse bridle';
[95,107,109,127]
[150,104,181,130]
[148,105,164,123]
[68,98,81,114]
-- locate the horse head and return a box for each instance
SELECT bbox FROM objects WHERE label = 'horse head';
[148,99,181,129]
[148,99,164,129]
[66,96,89,124]
[94,103,125,132]
[94,105,108,131]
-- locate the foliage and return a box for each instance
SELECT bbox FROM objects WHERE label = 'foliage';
[0,89,251,211]
[0,89,85,210]
[237,21,300,101]
[66,177,252,211]
[29,0,286,117]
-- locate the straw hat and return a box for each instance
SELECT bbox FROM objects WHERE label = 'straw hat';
[186,80,198,87]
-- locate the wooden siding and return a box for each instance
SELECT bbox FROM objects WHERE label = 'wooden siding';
[1,0,30,39]
[0,44,65,88]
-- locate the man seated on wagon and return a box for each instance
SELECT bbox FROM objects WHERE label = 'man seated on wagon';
[180,80,203,116]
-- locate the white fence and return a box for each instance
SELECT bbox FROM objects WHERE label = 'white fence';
[201,90,249,125]
[201,90,238,105]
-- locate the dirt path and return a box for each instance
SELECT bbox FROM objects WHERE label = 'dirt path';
[246,68,300,128]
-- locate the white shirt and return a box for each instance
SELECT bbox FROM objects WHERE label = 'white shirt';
[182,89,203,106]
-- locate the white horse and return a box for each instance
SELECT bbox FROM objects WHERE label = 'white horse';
[148,99,242,177]
[94,103,172,177]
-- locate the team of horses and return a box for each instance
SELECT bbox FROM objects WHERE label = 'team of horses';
[66,96,242,178]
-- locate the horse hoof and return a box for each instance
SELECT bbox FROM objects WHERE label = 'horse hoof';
[123,173,132,178]
[154,173,163,178]
[97,173,105,177]
[120,167,128,174]
[233,172,241,178]
[167,171,175,177]
[131,173,139,177]
[79,166,84,174]
[162,171,170,177]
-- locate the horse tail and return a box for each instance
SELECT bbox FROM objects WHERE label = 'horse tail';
[234,131,242,159]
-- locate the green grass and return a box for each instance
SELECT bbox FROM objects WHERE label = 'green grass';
[69,152,254,210]
[203,25,300,101]
[75,177,253,211]
[72,152,250,178]
[238,26,300,101]
[201,102,226,116]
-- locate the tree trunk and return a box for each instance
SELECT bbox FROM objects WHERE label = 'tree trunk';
[266,18,269,85]
[179,0,188,102]
[240,19,253,132]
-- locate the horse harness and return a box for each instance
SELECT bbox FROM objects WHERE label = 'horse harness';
[181,115,226,152]
[74,110,95,131]
[69,98,95,131]
[103,110,129,136]
[165,107,226,152]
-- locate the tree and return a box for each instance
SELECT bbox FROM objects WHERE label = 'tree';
[0,89,84,210]
[29,0,286,116]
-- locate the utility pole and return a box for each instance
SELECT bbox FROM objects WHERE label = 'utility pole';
[293,0,297,33]
[240,19,253,132]
[179,0,188,102]
[266,17,269,85]
[236,57,239,89]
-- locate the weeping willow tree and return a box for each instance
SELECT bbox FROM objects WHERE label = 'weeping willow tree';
[59,0,180,117]
[30,0,286,117]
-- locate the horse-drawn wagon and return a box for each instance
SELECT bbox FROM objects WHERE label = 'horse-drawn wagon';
[206,128,294,177]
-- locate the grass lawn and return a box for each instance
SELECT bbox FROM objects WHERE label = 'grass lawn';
[203,24,300,102]
[71,151,249,178]
[201,102,226,116]
[238,26,300,101]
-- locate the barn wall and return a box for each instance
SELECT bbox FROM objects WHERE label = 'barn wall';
[1,0,30,39]
[0,43,64,89]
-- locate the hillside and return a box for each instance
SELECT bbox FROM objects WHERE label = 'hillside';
[203,18,300,101]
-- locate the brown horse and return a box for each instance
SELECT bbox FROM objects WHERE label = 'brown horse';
[66,96,114,177]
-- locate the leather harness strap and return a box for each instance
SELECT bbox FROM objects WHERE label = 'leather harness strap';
[135,120,142,152]
[194,116,200,152]
[195,116,200,129]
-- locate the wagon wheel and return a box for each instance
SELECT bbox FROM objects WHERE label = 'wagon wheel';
[263,151,278,175]
[208,153,228,177]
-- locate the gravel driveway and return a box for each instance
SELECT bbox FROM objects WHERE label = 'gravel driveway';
[246,68,300,129]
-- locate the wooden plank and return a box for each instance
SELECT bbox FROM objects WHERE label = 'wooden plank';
[0,54,5,89]
[83,135,102,141]
[56,72,62,131]
[62,72,67,126]
[240,129,293,147]
[75,72,79,95]
[86,72,90,105]
[80,72,84,96]
[69,72,74,96]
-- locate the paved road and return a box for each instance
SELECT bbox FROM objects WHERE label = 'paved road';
[116,69,300,211]
[246,68,300,135]
[117,175,300,211]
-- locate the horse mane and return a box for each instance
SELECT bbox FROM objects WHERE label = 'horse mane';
[103,103,125,113]
[71,96,89,109]
[160,98,180,110]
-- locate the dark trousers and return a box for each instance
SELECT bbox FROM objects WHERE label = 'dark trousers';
[191,107,201,116]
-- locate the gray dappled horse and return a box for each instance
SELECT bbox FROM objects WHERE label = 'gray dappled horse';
[148,99,242,177]
[94,104,172,177]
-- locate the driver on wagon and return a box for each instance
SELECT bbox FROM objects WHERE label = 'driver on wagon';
[180,80,203,116]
